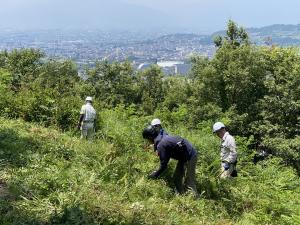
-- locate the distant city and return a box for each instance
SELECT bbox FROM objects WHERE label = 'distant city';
[1,24,300,75]
[0,29,215,75]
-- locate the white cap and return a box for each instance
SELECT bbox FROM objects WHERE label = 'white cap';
[213,122,225,133]
[85,96,93,102]
[151,118,161,126]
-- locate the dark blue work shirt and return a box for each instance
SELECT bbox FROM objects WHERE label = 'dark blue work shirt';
[153,134,197,177]
[160,128,167,136]
[153,128,168,151]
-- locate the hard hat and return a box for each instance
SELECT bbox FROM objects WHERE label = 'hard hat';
[213,122,225,133]
[142,125,159,140]
[151,118,161,126]
[85,96,93,102]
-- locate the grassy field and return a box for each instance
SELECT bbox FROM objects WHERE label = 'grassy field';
[0,109,299,225]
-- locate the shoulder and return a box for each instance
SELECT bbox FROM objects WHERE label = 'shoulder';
[226,133,235,140]
[157,136,169,151]
[225,133,236,146]
[80,104,86,113]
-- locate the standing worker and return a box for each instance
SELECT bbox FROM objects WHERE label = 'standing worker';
[142,125,198,196]
[213,122,237,178]
[78,96,97,140]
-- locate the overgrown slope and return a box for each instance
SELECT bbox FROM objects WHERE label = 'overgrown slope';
[0,109,299,225]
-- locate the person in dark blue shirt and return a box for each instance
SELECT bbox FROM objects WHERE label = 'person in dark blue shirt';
[142,125,198,196]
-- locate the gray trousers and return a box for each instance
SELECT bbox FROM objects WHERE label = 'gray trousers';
[173,154,198,196]
[80,122,95,140]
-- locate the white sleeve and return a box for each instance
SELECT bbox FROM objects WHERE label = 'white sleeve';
[227,136,237,163]
[80,105,86,115]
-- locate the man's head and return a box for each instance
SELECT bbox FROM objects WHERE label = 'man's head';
[151,118,162,132]
[142,125,159,143]
[85,96,93,103]
[213,122,226,138]
[151,118,161,127]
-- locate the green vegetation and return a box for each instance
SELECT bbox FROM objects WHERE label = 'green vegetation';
[0,21,299,224]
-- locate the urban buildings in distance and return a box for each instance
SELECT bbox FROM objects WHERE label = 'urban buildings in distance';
[0,29,215,75]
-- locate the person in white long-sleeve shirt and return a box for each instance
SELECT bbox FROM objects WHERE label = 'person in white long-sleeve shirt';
[213,122,237,178]
[78,96,97,140]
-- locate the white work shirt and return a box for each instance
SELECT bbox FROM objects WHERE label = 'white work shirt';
[220,132,237,163]
[80,103,96,122]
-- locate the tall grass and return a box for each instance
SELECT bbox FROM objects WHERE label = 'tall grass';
[0,108,299,225]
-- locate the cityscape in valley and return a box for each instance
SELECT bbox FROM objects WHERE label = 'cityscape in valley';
[1,24,300,75]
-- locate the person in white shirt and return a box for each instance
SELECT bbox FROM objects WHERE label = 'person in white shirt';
[78,96,97,140]
[213,122,237,178]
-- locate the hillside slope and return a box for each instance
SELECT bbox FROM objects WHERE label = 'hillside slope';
[0,110,300,225]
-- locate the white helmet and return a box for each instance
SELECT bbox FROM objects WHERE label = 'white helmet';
[213,122,225,133]
[151,118,161,126]
[85,96,93,102]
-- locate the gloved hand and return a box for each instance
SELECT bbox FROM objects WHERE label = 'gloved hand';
[223,162,230,170]
[147,171,157,179]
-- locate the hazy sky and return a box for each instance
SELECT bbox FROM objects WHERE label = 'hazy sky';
[1,0,300,33]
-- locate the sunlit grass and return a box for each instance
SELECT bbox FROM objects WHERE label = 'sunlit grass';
[0,113,299,225]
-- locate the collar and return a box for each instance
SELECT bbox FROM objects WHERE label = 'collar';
[222,132,229,141]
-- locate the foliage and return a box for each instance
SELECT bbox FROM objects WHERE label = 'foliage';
[0,20,299,224]
[138,65,165,114]
[86,60,139,107]
[214,20,249,48]
[188,21,299,173]
[0,113,299,225]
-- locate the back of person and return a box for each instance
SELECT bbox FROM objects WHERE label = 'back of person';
[82,103,96,122]
[143,125,198,196]
[156,134,196,162]
[79,97,97,140]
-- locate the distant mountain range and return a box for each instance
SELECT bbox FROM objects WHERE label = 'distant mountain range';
[155,24,300,46]
[212,24,300,45]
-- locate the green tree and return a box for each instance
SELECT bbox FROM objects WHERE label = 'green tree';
[33,59,79,95]
[162,76,191,111]
[190,21,266,132]
[138,66,165,114]
[86,60,138,106]
[252,47,300,138]
[4,49,44,90]
[214,20,249,48]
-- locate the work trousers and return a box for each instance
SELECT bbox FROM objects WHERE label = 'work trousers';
[220,162,237,178]
[81,122,95,140]
[173,154,198,196]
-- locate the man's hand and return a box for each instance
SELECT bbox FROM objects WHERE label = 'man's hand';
[147,171,157,179]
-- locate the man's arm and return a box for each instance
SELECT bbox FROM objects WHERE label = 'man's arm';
[149,148,170,178]
[227,136,237,163]
[94,118,97,132]
[78,105,86,129]
[78,114,84,129]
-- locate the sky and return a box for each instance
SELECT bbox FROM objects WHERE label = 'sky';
[0,0,300,33]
